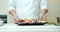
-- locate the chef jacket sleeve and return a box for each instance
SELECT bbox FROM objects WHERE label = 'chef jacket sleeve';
[40,0,48,10]
[8,0,16,11]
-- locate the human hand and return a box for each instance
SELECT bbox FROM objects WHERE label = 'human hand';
[13,15,18,23]
[40,14,46,21]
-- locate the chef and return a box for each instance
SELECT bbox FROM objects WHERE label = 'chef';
[8,0,48,23]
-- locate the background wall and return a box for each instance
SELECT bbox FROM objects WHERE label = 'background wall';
[0,0,8,15]
[0,0,60,23]
[46,0,60,23]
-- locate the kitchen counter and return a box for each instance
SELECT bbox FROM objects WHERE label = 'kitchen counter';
[0,23,60,32]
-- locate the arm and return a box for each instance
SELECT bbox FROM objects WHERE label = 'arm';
[8,0,18,22]
[8,0,16,16]
[40,0,48,21]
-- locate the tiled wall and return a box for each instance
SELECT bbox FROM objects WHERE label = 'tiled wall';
[0,0,60,23]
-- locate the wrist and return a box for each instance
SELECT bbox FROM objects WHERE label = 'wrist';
[40,9,48,15]
[40,12,45,16]
[9,10,16,16]
[13,14,16,16]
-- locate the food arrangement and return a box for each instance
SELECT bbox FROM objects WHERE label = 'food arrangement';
[16,19,48,25]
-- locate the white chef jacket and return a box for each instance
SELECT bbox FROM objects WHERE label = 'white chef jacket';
[8,0,48,19]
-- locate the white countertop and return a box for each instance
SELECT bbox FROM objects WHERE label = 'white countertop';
[0,23,60,32]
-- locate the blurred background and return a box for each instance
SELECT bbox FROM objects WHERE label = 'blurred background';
[0,0,60,25]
